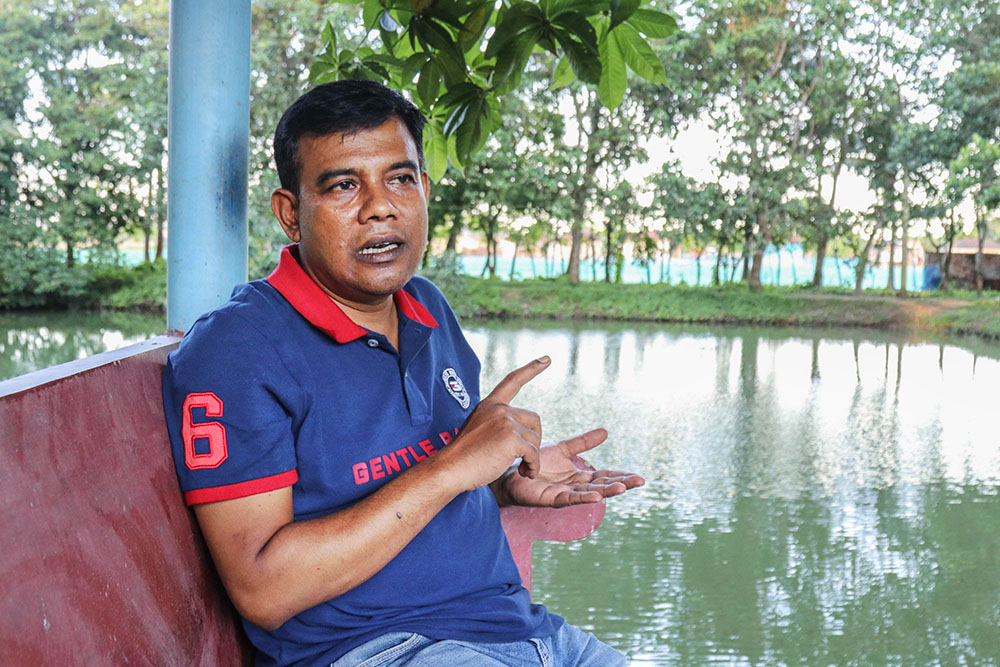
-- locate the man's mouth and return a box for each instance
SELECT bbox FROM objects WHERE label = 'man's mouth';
[359,240,401,256]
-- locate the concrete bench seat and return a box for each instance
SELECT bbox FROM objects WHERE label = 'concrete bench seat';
[0,335,604,664]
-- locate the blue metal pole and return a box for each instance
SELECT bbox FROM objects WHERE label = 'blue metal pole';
[167,0,250,333]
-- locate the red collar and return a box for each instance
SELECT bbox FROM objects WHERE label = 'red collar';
[266,244,438,343]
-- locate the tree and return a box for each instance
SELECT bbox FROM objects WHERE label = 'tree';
[309,0,677,180]
[949,136,1000,295]
[672,0,851,291]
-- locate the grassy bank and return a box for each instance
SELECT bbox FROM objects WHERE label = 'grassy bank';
[75,261,1000,341]
[438,276,1000,341]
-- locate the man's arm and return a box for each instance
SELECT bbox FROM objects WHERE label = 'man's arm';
[193,357,551,631]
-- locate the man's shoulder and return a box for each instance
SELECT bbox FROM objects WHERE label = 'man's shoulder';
[172,279,289,362]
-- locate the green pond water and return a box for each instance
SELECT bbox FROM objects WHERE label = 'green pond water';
[3,313,999,664]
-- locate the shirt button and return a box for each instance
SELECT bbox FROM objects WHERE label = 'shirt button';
[367,339,379,348]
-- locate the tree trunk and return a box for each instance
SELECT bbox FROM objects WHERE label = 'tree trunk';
[509,242,519,280]
[604,223,613,283]
[566,101,602,285]
[747,211,769,292]
[975,202,985,297]
[812,235,827,287]
[900,171,910,296]
[713,246,723,285]
[65,240,75,269]
[886,220,896,290]
[741,232,751,283]
[446,219,461,252]
[482,216,497,278]
[855,234,876,294]
[941,214,955,290]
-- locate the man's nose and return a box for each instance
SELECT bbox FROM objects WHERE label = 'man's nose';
[359,183,398,223]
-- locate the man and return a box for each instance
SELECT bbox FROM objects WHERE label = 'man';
[163,80,644,666]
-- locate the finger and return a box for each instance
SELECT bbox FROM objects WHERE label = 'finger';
[556,428,608,457]
[591,472,645,489]
[551,488,603,507]
[483,356,551,405]
[572,480,628,498]
[505,406,542,440]
[515,432,541,479]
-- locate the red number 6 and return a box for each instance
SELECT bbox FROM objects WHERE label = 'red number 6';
[182,392,228,470]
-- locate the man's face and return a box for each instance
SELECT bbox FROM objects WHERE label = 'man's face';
[272,118,429,308]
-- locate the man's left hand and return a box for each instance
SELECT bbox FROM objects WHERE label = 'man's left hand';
[494,428,645,508]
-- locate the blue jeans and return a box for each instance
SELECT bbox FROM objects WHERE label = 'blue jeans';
[331,624,628,666]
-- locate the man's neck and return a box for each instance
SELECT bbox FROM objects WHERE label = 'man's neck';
[332,295,400,350]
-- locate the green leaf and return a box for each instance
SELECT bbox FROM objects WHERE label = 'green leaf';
[490,29,537,91]
[338,48,357,65]
[446,132,464,172]
[551,10,598,51]
[321,21,337,51]
[454,95,487,162]
[555,29,601,84]
[597,28,627,109]
[360,59,390,80]
[312,68,340,85]
[546,0,604,18]
[484,3,545,59]
[327,0,363,4]
[609,0,640,30]
[423,122,448,182]
[417,59,442,105]
[458,4,491,49]
[363,0,381,30]
[412,17,467,82]
[615,23,666,83]
[551,55,575,88]
[625,9,678,39]
[550,11,599,82]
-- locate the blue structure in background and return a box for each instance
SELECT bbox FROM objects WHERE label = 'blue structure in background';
[923,263,942,290]
[166,0,251,332]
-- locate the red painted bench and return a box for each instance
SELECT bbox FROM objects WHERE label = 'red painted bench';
[0,335,604,664]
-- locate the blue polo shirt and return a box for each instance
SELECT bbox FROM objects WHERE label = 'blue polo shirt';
[162,245,558,666]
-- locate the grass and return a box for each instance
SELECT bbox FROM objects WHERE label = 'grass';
[94,261,1000,341]
[438,276,1000,341]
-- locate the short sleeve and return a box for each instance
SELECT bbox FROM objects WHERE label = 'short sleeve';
[162,309,301,505]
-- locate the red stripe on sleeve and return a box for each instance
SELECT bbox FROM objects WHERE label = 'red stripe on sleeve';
[184,469,299,505]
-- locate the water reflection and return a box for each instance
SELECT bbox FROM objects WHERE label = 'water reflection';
[0,311,163,382]
[466,321,1000,665]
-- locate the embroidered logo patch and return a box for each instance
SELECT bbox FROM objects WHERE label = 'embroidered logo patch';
[442,367,471,409]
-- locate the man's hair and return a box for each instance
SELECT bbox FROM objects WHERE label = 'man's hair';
[273,80,427,194]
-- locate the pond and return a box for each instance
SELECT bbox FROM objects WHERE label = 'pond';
[3,313,998,663]
[465,322,1000,665]
[0,311,164,382]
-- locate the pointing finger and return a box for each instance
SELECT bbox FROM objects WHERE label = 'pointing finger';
[483,356,551,405]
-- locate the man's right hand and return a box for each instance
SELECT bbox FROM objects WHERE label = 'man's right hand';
[435,356,551,493]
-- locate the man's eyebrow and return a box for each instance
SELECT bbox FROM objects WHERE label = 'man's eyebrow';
[315,168,357,187]
[389,160,419,173]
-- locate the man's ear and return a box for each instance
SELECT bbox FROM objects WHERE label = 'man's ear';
[271,188,301,242]
[420,171,430,201]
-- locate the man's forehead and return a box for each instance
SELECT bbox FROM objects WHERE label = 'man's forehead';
[299,120,417,162]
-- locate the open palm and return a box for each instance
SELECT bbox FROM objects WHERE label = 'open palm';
[501,428,645,508]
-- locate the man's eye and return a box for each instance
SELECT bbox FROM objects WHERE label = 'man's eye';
[393,174,415,184]
[331,181,355,191]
